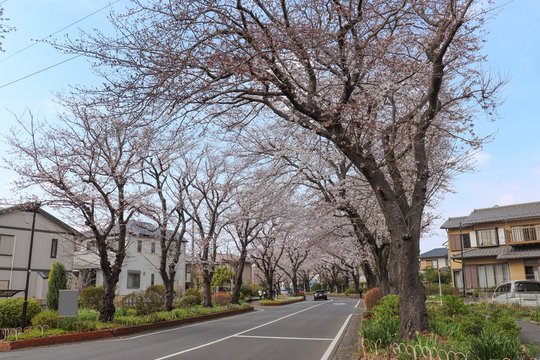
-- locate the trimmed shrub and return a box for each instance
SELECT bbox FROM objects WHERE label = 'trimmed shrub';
[146,284,166,298]
[0,298,41,328]
[32,310,59,329]
[47,262,68,310]
[78,308,100,322]
[121,290,163,315]
[364,288,382,310]
[79,286,104,311]
[184,288,203,301]
[344,288,356,296]
[176,294,201,308]
[373,294,399,320]
[441,295,468,317]
[212,292,232,306]
[115,307,138,317]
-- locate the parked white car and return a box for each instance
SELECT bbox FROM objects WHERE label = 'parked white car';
[492,280,540,307]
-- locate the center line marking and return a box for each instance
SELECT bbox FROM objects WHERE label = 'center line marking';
[235,335,333,341]
[153,300,331,360]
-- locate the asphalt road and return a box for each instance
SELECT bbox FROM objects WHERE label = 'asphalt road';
[0,298,361,360]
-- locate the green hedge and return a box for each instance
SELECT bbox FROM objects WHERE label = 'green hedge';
[0,298,41,328]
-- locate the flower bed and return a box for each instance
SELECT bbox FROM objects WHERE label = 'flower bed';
[0,304,253,351]
[359,295,538,359]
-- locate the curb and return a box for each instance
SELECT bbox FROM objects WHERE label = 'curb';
[0,306,254,351]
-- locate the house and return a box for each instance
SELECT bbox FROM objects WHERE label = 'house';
[74,221,187,296]
[0,203,79,299]
[441,201,540,291]
[419,248,449,271]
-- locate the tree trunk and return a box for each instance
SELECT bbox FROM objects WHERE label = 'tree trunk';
[202,270,213,307]
[100,273,119,322]
[163,276,175,311]
[351,271,361,295]
[291,274,298,296]
[231,255,246,304]
[395,230,428,339]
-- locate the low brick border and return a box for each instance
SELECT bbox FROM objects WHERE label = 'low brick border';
[0,306,254,351]
[259,297,305,306]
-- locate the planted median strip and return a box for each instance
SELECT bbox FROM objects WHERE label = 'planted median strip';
[259,296,306,306]
[0,304,254,351]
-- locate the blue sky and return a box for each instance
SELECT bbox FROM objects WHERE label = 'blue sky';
[0,0,539,253]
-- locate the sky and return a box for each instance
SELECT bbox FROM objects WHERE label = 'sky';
[0,0,539,253]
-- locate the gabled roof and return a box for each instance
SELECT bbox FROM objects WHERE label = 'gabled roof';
[419,248,448,259]
[0,203,81,236]
[441,201,540,229]
[440,216,468,230]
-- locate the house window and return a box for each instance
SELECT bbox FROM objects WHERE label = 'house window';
[151,242,156,254]
[127,271,141,289]
[461,234,471,248]
[0,235,15,256]
[50,238,58,258]
[476,229,498,247]
[430,260,438,269]
[137,240,142,253]
[477,263,509,289]
[511,225,540,243]
[151,273,155,286]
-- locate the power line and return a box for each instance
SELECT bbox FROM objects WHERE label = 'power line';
[0,54,81,89]
[0,0,121,63]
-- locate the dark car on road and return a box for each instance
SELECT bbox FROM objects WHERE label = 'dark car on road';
[314,289,327,301]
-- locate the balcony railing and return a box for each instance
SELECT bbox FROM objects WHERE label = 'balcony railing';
[510,225,540,244]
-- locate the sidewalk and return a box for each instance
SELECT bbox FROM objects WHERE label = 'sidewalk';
[518,320,540,347]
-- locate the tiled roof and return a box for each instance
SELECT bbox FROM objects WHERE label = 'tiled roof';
[451,246,504,259]
[497,246,540,260]
[440,216,468,229]
[464,202,540,225]
[440,201,540,229]
[419,248,448,259]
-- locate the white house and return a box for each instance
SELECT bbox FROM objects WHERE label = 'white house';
[74,221,187,296]
[0,203,78,299]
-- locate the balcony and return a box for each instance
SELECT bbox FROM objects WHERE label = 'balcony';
[509,225,540,245]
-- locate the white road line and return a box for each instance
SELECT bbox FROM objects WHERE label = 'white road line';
[235,335,333,341]
[355,299,361,308]
[153,300,331,360]
[109,310,260,341]
[320,314,353,360]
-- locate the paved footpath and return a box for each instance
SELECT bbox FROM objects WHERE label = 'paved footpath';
[518,320,540,348]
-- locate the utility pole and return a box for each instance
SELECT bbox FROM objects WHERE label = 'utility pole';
[21,203,39,328]
[459,221,466,298]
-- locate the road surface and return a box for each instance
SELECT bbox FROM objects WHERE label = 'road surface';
[0,297,361,360]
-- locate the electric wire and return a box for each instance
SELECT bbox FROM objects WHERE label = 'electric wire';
[0,0,121,63]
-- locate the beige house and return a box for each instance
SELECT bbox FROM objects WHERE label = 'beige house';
[419,247,449,271]
[441,201,540,291]
[0,204,78,299]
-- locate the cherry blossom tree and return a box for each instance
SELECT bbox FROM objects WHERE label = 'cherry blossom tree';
[184,149,235,307]
[6,101,156,321]
[58,0,503,338]
[137,134,194,311]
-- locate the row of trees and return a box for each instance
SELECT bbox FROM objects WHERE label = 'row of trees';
[2,0,503,339]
